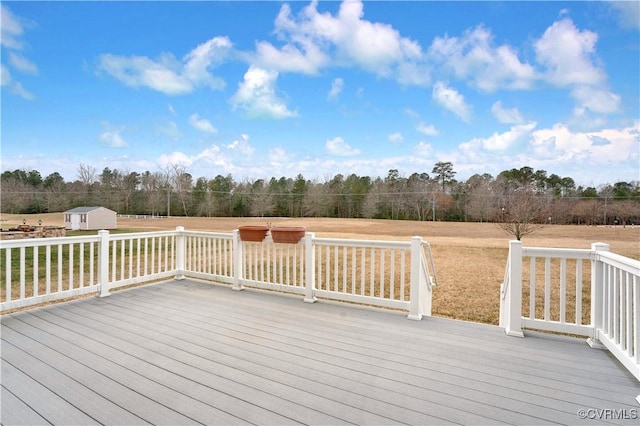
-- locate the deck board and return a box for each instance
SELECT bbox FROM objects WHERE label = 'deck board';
[2,279,639,425]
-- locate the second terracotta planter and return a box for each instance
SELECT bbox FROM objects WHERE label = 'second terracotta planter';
[270,226,306,244]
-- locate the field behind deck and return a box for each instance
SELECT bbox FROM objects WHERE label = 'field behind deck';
[2,213,639,324]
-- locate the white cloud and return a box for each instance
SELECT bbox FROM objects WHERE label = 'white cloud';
[8,80,35,100]
[328,77,344,100]
[8,52,38,75]
[254,39,329,74]
[0,4,29,50]
[475,122,537,151]
[159,120,182,141]
[158,140,247,172]
[326,136,361,156]
[98,36,230,95]
[428,25,536,92]
[432,81,471,123]
[570,86,620,115]
[226,134,254,156]
[529,122,639,164]
[405,109,439,136]
[158,151,193,168]
[534,18,604,87]
[388,132,403,144]
[182,37,232,88]
[453,121,639,183]
[100,129,128,148]
[267,0,429,86]
[1,5,36,100]
[414,142,433,157]
[188,113,218,133]
[168,104,177,116]
[194,144,220,160]
[193,145,234,168]
[98,54,193,95]
[13,83,34,100]
[416,123,439,136]
[491,101,524,124]
[268,147,294,164]
[395,61,431,87]
[230,66,298,119]
[608,1,640,31]
[534,18,621,117]
[334,0,421,75]
[1,64,11,86]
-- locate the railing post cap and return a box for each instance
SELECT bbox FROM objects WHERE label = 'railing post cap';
[591,242,610,250]
[176,226,185,232]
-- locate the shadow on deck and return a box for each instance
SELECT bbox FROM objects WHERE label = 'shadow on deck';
[2,279,638,425]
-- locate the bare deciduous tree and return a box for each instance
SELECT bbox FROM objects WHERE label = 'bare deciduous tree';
[301,180,326,218]
[171,164,192,217]
[498,189,544,240]
[466,174,495,222]
[77,163,97,186]
[611,200,640,227]
[249,179,275,217]
[140,171,164,216]
[571,199,600,225]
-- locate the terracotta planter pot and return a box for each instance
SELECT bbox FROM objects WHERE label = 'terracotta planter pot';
[238,225,269,242]
[270,226,306,244]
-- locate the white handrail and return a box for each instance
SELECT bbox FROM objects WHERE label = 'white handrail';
[500,255,510,301]
[596,250,640,275]
[1,228,436,320]
[422,241,437,288]
[500,240,639,381]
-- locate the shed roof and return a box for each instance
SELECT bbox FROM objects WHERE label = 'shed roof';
[64,206,115,214]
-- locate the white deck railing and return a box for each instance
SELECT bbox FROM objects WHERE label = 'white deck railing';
[500,240,640,381]
[1,234,101,309]
[103,230,177,293]
[1,227,436,320]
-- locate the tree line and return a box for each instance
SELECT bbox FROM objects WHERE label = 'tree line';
[2,162,639,226]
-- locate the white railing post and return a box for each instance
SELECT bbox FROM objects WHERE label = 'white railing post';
[408,236,423,320]
[588,242,609,348]
[303,232,317,303]
[503,240,524,337]
[98,230,110,298]
[175,227,186,280]
[232,230,243,291]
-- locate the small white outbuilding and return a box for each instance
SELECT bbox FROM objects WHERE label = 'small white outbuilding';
[64,207,117,230]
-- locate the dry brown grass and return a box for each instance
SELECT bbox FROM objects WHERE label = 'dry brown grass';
[3,213,639,324]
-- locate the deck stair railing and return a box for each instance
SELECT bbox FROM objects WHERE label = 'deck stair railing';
[1,227,436,320]
[500,240,640,381]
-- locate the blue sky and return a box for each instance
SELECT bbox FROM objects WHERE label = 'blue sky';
[1,1,639,187]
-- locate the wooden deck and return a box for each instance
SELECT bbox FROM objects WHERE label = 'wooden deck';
[2,279,638,425]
